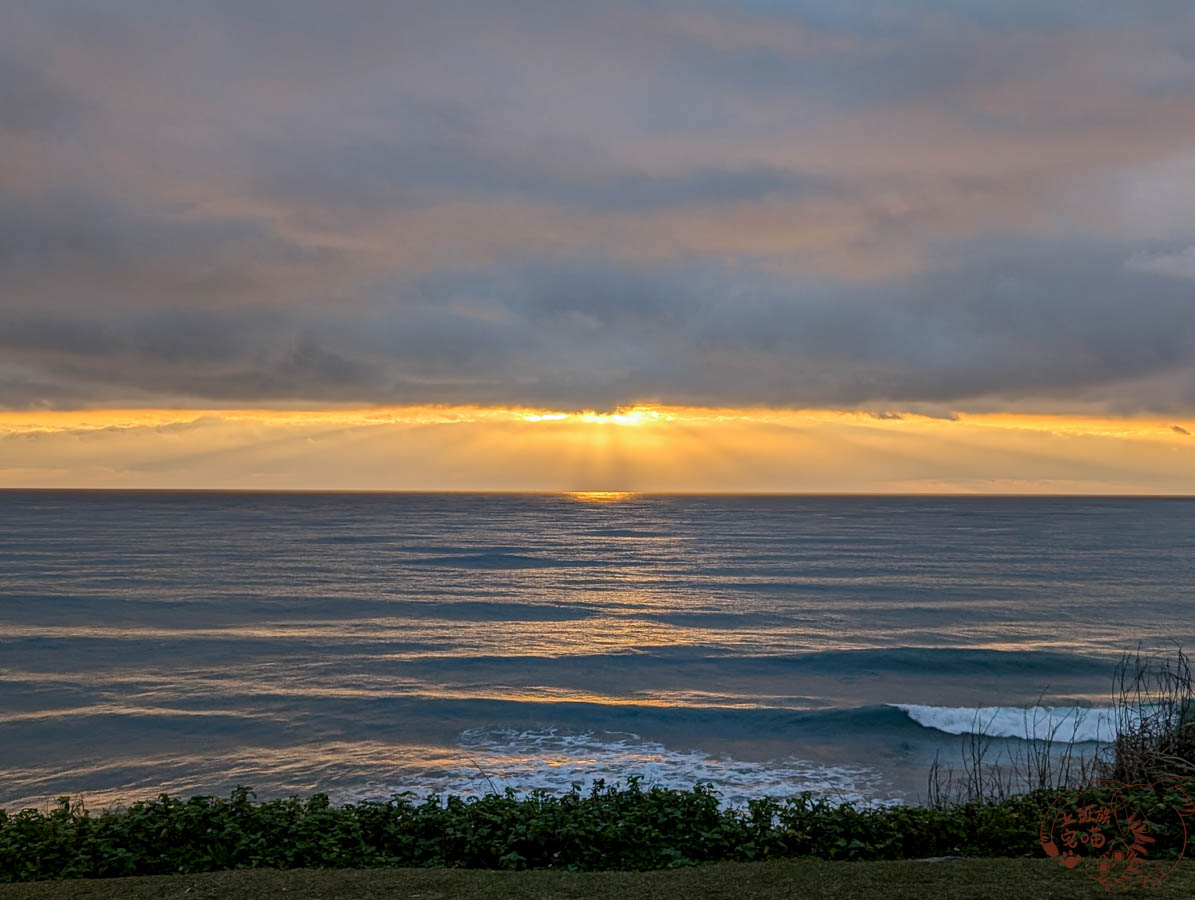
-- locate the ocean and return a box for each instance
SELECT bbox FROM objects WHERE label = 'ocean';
[1,491,1193,812]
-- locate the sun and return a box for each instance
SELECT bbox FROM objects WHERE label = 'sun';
[523,406,673,427]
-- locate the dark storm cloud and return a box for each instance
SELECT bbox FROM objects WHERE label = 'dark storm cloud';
[0,307,385,407]
[6,239,1194,413]
[3,0,1195,412]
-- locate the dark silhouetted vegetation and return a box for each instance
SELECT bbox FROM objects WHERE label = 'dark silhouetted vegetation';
[1105,646,1195,786]
[1,779,1191,884]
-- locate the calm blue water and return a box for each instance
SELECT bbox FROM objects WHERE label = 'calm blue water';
[1,491,1193,810]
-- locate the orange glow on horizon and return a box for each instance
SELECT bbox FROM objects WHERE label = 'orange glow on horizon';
[1,404,1193,493]
[1,404,1192,434]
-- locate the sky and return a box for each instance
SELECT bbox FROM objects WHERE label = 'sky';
[2,0,1195,491]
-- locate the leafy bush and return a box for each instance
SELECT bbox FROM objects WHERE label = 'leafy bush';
[2,779,1188,883]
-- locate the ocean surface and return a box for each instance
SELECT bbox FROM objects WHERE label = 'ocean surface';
[2,491,1193,812]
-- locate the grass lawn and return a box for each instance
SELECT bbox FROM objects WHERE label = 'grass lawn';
[3,859,1194,899]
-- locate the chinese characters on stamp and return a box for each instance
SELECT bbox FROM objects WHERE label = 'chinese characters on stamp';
[1040,778,1192,892]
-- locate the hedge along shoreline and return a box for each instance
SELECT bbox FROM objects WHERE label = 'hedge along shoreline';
[2,778,1193,884]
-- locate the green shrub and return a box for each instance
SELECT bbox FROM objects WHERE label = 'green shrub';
[2,779,1188,883]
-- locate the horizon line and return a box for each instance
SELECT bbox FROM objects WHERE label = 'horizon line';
[2,488,1193,499]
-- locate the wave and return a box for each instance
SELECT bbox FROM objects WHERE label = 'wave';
[780,647,1113,677]
[3,691,1131,750]
[342,727,899,809]
[395,646,1116,683]
[585,528,665,538]
[397,601,598,621]
[403,552,591,569]
[893,704,1119,743]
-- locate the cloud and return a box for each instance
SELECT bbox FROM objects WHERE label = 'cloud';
[0,56,81,134]
[3,1,1195,412]
[1126,246,1195,279]
[1174,424,1191,435]
[4,237,1195,413]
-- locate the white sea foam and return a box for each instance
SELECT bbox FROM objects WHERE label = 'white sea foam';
[894,704,1120,743]
[343,728,900,809]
